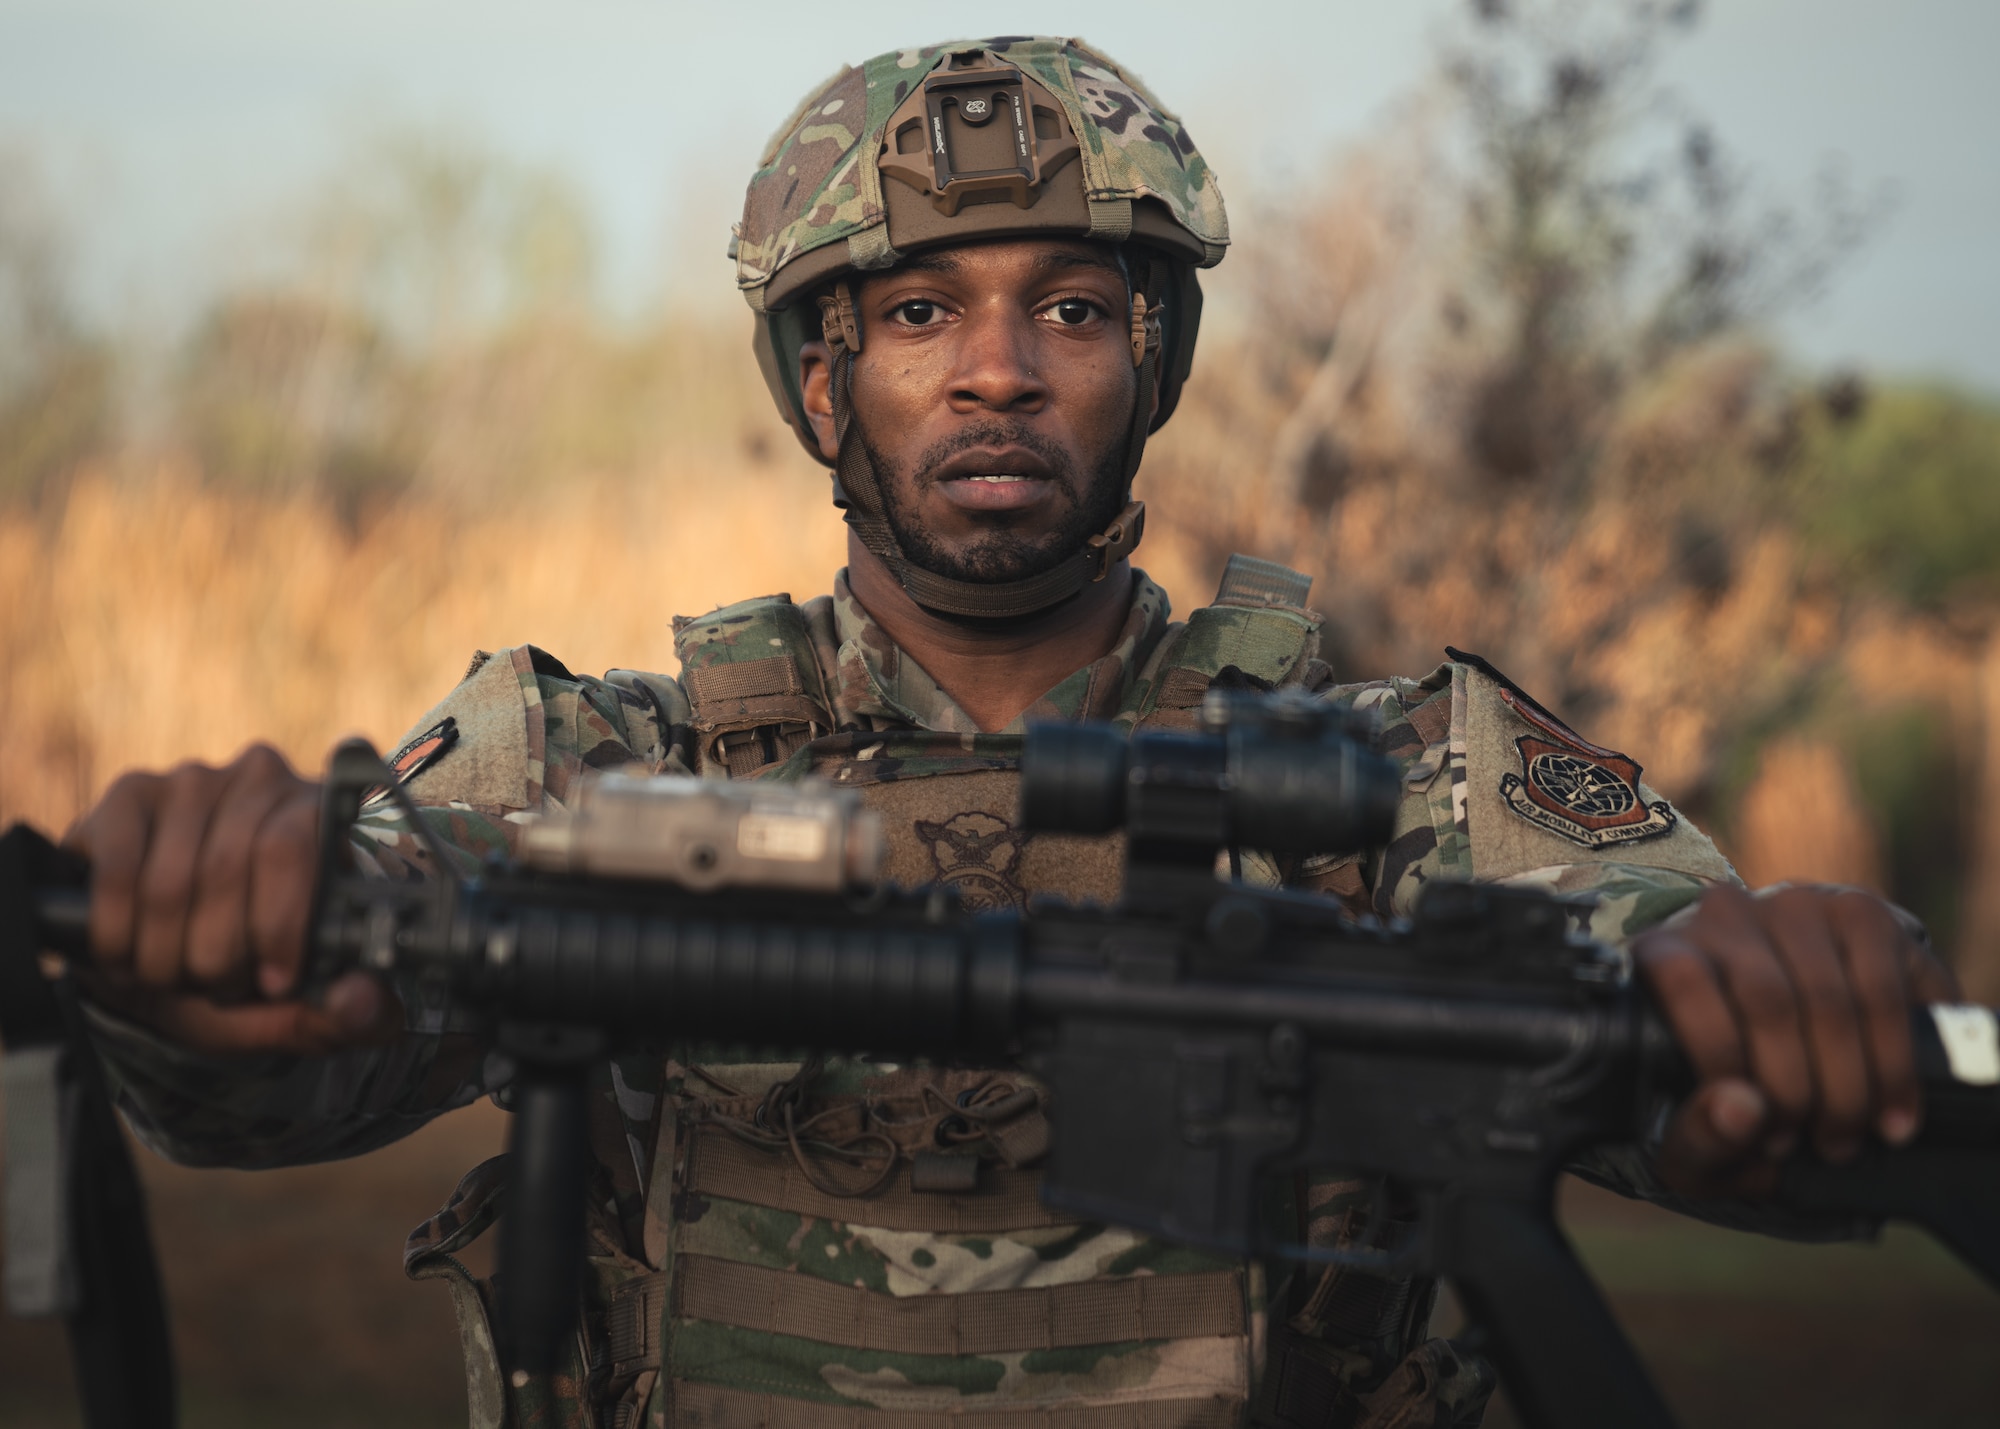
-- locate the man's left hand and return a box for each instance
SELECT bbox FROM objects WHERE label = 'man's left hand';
[1633,885,1960,1196]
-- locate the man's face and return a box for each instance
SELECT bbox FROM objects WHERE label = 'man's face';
[809,239,1144,586]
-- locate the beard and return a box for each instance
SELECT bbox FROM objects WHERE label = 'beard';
[863,418,1129,586]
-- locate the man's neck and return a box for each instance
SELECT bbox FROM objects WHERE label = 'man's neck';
[843,531,1135,733]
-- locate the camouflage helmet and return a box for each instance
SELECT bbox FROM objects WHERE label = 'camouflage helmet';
[733,36,1230,620]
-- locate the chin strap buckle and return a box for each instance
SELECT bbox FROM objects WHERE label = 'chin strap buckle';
[1129,294,1163,368]
[1085,501,1146,581]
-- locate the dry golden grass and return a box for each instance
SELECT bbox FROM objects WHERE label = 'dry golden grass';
[0,464,840,830]
[0,463,1214,837]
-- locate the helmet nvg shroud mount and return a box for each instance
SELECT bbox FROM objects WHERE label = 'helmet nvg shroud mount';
[733,37,1229,619]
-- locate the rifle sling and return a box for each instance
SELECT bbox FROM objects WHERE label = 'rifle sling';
[0,825,178,1429]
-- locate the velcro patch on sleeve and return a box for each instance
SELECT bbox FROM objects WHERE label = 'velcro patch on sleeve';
[372,648,536,810]
[1456,652,1736,884]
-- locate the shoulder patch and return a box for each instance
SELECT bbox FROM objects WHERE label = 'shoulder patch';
[1449,648,1674,849]
[386,646,538,810]
[1454,651,1735,885]
[390,716,458,781]
[361,716,459,806]
[1499,733,1675,849]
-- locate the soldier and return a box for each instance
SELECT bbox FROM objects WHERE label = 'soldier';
[64,37,1955,1429]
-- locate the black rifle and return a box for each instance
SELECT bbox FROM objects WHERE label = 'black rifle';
[7,691,2000,1429]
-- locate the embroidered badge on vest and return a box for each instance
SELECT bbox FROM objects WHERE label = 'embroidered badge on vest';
[915,813,1029,911]
[1494,690,1674,848]
[365,717,460,804]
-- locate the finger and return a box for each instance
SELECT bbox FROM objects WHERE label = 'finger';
[1906,942,1962,1006]
[1757,889,1871,1161]
[1635,929,1748,1082]
[183,746,300,985]
[1689,887,1815,1152]
[150,974,403,1057]
[63,771,163,970]
[247,787,322,997]
[1656,1078,1776,1198]
[1828,891,1921,1146]
[132,763,230,988]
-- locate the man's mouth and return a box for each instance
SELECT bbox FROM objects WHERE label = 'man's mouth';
[936,469,1056,513]
[924,442,1067,514]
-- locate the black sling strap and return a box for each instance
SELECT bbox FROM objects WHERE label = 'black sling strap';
[0,823,177,1428]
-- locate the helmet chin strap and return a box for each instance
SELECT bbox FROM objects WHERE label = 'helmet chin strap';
[818,275,1163,622]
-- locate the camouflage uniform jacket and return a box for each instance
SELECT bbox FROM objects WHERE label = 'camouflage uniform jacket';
[90,565,1749,1429]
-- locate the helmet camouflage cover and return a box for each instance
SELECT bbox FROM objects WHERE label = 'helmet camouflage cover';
[733,37,1231,619]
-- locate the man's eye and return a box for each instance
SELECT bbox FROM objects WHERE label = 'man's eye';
[895,300,943,326]
[1048,298,1099,326]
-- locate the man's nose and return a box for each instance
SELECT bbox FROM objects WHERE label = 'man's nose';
[947,307,1050,414]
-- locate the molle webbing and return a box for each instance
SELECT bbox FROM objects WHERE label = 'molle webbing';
[673,597,835,777]
[661,1119,1254,1426]
[612,1257,1244,1365]
[667,1382,1245,1428]
[685,1124,1066,1232]
[1125,554,1329,730]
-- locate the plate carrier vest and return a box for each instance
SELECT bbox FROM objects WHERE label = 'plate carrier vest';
[404,559,1446,1429]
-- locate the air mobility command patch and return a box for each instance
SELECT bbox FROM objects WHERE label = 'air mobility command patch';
[1445,646,1676,851]
[1485,677,1676,848]
[1500,729,1676,848]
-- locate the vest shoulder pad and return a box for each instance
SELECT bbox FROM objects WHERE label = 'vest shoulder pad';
[673,594,835,777]
[1124,554,1329,729]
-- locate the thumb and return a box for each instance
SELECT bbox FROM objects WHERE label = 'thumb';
[1657,1078,1778,1198]
[317,972,403,1044]
[152,973,404,1057]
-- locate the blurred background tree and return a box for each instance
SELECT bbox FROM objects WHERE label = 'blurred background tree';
[1141,0,2000,991]
[0,148,114,506]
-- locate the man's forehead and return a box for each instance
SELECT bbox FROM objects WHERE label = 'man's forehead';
[877,240,1128,283]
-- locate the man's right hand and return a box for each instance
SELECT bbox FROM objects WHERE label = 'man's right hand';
[61,743,401,1056]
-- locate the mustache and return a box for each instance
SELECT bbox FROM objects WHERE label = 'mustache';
[910,421,1077,492]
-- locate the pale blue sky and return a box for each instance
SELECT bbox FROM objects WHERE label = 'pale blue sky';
[3,0,1996,389]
